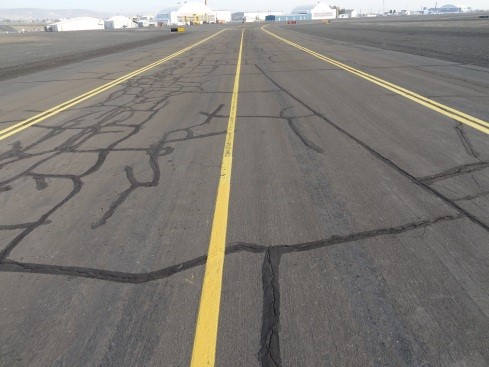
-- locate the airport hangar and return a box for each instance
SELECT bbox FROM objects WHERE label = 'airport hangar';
[45,17,105,32]
[156,2,231,26]
[104,16,138,30]
[266,3,337,22]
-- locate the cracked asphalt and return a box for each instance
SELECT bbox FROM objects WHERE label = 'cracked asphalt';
[1,22,489,366]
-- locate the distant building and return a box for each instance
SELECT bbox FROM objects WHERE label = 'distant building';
[231,12,245,22]
[45,17,104,32]
[266,3,336,22]
[290,3,336,20]
[338,9,359,18]
[137,15,156,27]
[232,11,284,22]
[214,10,231,23]
[105,16,137,29]
[156,2,215,25]
[266,14,309,21]
[430,4,472,13]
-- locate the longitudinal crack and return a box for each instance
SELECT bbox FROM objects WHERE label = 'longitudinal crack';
[259,247,282,367]
[455,122,481,160]
[255,64,489,233]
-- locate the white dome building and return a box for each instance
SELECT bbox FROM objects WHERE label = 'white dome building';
[156,2,216,26]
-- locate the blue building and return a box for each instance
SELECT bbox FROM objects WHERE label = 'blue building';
[429,4,472,13]
[266,14,312,21]
[266,3,336,22]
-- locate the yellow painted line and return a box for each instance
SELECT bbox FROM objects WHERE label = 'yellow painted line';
[262,26,489,135]
[0,29,227,142]
[190,29,244,367]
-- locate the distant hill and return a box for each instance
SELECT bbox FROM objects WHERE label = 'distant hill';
[0,8,113,21]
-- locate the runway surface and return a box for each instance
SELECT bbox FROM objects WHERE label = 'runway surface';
[1,22,489,366]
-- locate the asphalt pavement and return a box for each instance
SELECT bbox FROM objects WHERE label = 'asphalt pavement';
[289,14,489,67]
[0,27,196,81]
[0,22,488,367]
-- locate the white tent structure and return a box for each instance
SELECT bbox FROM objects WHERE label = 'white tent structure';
[156,2,215,25]
[105,16,137,29]
[290,3,336,20]
[47,17,104,32]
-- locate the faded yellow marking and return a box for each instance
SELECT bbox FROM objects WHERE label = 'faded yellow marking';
[0,29,226,141]
[190,29,244,367]
[262,26,489,135]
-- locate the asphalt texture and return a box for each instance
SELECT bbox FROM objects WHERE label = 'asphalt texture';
[0,27,198,80]
[288,14,489,67]
[0,20,489,366]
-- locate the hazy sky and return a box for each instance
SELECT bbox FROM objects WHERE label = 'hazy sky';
[0,0,486,13]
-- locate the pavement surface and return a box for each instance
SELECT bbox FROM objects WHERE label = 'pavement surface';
[0,27,203,81]
[0,21,488,367]
[290,14,489,67]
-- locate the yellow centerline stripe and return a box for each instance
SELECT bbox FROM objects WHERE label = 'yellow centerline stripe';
[262,26,489,135]
[0,29,226,142]
[190,29,244,367]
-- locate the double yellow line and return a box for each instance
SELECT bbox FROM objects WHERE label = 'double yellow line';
[190,29,244,367]
[262,26,489,135]
[0,29,226,142]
